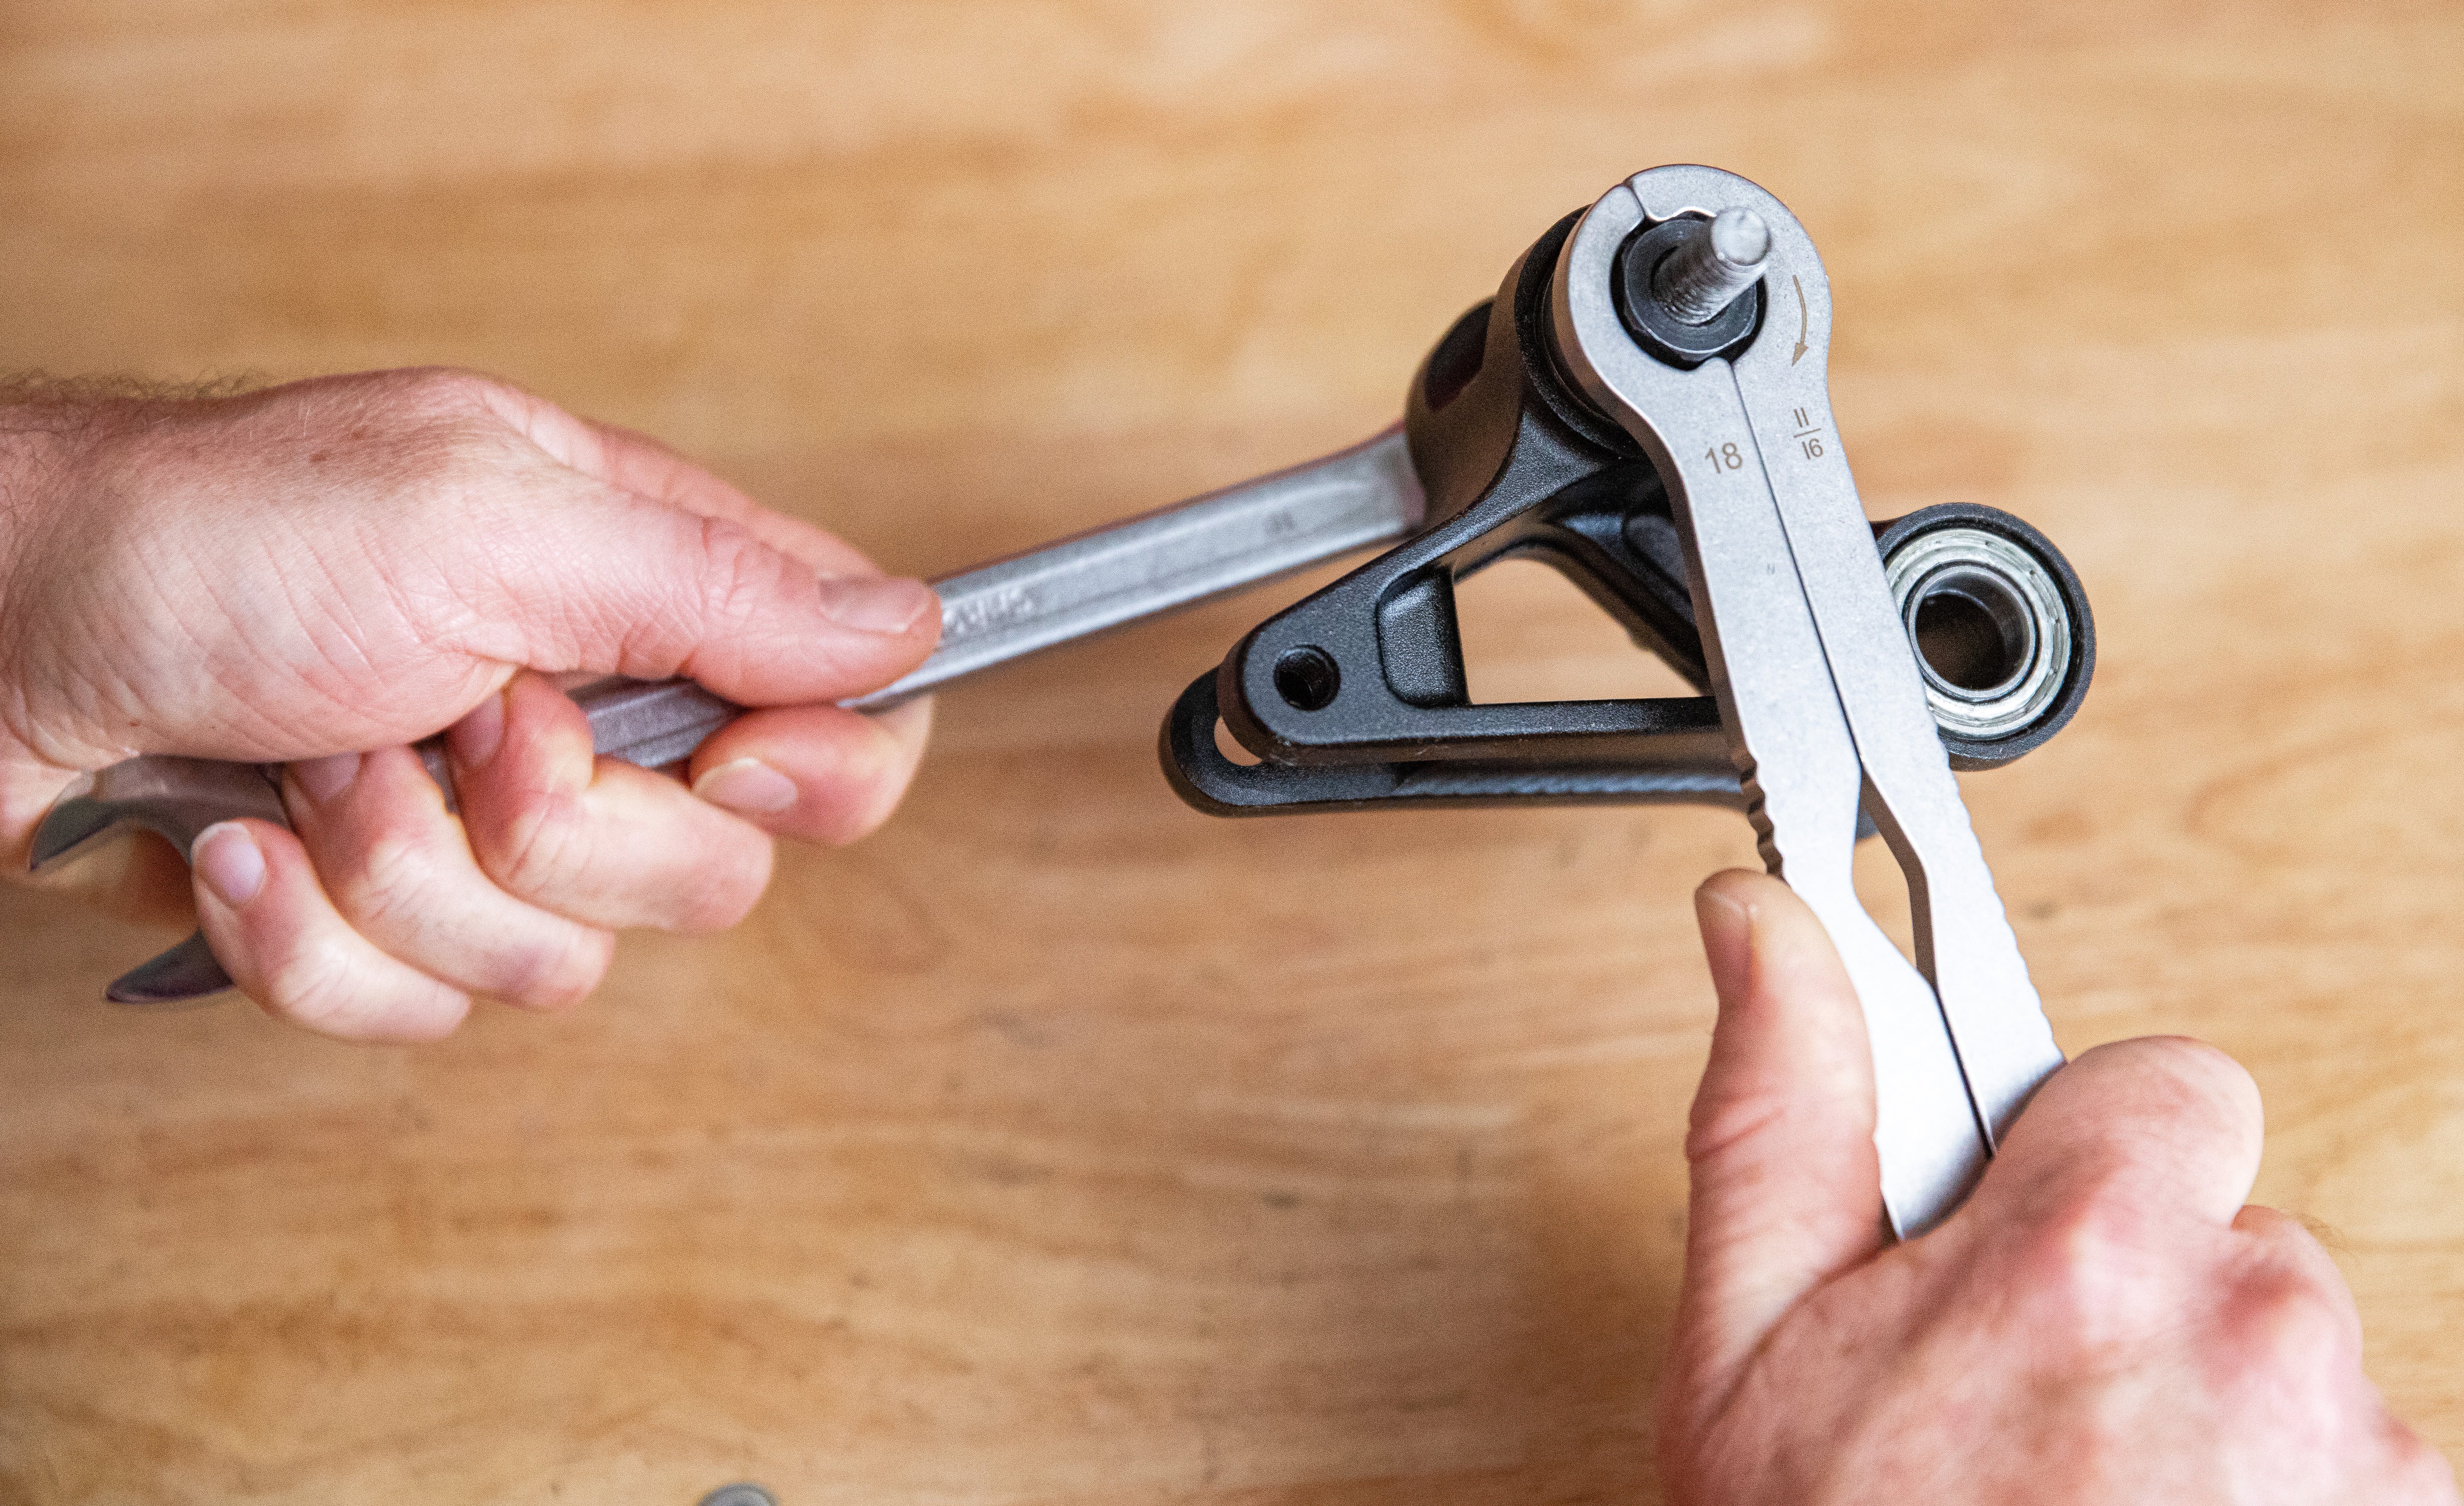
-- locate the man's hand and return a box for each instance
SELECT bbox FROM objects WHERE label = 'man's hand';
[1662,869,2458,1505]
[0,369,940,1042]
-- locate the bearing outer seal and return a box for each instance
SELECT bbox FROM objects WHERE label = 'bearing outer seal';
[1872,504,2096,769]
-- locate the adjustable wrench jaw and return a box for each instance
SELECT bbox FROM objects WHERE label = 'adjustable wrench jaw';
[1548,166,2064,1234]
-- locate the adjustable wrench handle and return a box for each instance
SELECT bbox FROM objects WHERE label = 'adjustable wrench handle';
[33,427,1427,1005]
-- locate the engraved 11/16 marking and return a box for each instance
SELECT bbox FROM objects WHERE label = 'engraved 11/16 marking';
[1789,406,1826,460]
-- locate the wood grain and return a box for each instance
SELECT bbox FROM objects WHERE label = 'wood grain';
[4,1,2462,1500]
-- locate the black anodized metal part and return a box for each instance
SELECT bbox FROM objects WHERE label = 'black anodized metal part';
[1206,210,1724,776]
[1161,671,1742,818]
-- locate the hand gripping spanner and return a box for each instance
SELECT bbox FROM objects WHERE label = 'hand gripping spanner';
[35,168,2091,1233]
[30,430,1431,1002]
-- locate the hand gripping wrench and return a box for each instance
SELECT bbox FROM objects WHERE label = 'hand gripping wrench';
[30,430,1432,1003]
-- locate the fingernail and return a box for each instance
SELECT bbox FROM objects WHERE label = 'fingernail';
[692,757,799,815]
[291,751,362,804]
[1694,881,1756,1000]
[817,576,935,634]
[450,691,506,768]
[193,823,267,907]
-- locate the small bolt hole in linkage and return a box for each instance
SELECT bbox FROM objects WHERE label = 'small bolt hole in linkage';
[1273,646,1342,711]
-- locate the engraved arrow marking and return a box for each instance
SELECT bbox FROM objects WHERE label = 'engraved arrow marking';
[1791,274,1810,365]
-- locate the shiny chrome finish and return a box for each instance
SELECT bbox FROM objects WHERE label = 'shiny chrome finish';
[848,425,1425,710]
[1886,527,2073,742]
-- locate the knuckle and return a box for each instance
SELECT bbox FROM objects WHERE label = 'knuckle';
[262,943,468,1044]
[480,793,598,905]
[2023,1404,2135,1499]
[2393,1432,2461,1501]
[1683,1091,1793,1168]
[259,933,373,1033]
[672,517,799,662]
[2005,1189,2159,1330]
[329,824,441,933]
[2227,1264,2353,1372]
[391,365,510,420]
[497,926,613,1011]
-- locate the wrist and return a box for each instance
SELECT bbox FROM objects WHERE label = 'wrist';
[0,382,114,590]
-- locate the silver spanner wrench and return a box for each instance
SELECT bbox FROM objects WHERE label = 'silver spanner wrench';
[1550,166,2064,1235]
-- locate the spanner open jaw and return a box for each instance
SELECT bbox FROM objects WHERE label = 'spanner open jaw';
[1548,166,2065,1235]
[32,758,289,1003]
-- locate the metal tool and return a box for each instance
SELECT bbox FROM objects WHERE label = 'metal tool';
[1169,168,2091,1236]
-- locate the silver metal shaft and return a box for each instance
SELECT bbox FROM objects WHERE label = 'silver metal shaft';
[1653,207,1771,325]
[578,426,1429,761]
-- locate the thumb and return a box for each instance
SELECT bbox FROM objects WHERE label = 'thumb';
[459,482,941,707]
[1669,869,1888,1399]
[419,372,940,706]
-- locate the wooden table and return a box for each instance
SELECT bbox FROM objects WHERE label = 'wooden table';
[5,2,2461,1499]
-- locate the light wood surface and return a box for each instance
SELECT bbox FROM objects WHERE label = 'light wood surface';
[5,3,2463,1500]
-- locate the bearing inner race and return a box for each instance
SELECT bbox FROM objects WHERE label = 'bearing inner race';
[1885,526,2071,742]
